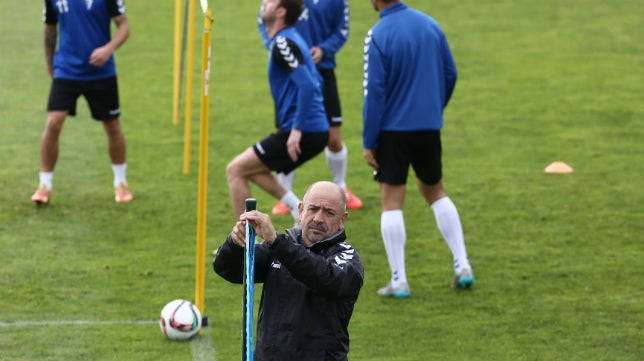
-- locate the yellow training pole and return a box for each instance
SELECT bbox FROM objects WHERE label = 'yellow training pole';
[172,0,183,125]
[183,0,196,174]
[194,6,213,322]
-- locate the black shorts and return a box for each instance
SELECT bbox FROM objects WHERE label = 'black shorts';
[373,131,442,185]
[318,68,342,127]
[253,129,329,174]
[47,76,120,121]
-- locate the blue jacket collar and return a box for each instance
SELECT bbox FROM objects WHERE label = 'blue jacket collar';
[381,2,408,19]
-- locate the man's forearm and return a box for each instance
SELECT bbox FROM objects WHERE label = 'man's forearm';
[109,14,130,52]
[44,25,57,77]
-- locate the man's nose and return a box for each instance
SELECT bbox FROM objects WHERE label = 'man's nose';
[312,211,324,222]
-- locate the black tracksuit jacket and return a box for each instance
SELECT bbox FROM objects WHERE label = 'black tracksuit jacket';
[213,227,364,361]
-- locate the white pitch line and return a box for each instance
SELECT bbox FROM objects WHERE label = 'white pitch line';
[191,326,217,361]
[1,319,217,361]
[0,320,215,361]
[0,320,157,327]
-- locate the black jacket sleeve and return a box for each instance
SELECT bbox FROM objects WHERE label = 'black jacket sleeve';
[212,234,273,284]
[212,235,245,284]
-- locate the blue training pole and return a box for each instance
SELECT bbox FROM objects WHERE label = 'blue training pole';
[242,198,256,361]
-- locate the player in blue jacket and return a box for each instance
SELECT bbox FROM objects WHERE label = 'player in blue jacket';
[363,0,474,297]
[226,0,329,222]
[32,0,132,204]
[259,0,364,215]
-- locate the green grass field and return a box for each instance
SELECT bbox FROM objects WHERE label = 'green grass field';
[1,1,642,360]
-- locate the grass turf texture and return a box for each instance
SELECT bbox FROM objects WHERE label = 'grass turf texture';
[1,0,642,360]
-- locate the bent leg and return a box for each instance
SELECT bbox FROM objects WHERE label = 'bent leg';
[226,148,287,217]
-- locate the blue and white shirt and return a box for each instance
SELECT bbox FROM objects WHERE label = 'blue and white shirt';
[294,0,349,70]
[258,0,349,70]
[43,0,126,81]
[362,2,457,149]
[267,27,328,133]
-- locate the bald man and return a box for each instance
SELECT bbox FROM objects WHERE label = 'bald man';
[214,181,364,360]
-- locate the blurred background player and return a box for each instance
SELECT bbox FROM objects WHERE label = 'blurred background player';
[362,0,474,297]
[259,0,363,215]
[32,0,132,204]
[226,0,329,222]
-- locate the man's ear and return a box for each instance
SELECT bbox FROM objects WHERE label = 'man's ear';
[297,202,304,223]
[275,5,287,20]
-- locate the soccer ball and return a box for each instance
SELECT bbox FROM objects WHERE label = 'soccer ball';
[159,299,202,340]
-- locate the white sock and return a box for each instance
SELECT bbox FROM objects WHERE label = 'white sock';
[431,196,471,272]
[381,210,407,287]
[112,163,128,188]
[276,171,295,192]
[280,191,301,221]
[325,145,347,190]
[39,171,54,190]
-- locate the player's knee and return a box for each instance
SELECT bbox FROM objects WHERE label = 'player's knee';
[102,120,122,135]
[327,137,343,152]
[225,161,239,180]
[418,179,444,203]
[226,158,250,183]
[45,117,65,134]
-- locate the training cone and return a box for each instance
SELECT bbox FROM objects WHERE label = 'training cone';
[544,161,573,174]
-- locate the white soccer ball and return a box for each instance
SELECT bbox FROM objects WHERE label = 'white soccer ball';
[159,299,202,340]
